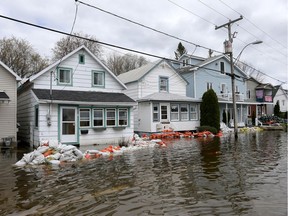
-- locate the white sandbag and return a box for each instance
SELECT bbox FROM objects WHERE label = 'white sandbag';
[31,154,45,165]
[37,146,50,154]
[59,145,77,153]
[48,160,61,165]
[15,159,27,166]
[49,140,59,149]
[40,140,49,146]
[73,149,83,159]
[46,152,61,160]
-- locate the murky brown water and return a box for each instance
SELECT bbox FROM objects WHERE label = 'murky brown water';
[0,131,287,216]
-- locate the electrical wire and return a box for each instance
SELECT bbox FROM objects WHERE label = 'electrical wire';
[0,14,285,85]
[76,0,223,55]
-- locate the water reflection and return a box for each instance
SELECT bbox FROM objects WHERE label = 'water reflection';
[0,131,286,215]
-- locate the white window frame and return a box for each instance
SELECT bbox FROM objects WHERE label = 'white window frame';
[159,76,169,92]
[190,104,198,120]
[118,108,128,126]
[58,68,72,85]
[180,104,189,121]
[79,108,91,128]
[106,108,116,127]
[220,61,225,74]
[170,104,179,121]
[92,70,105,87]
[93,108,104,127]
[153,104,159,122]
[207,82,213,90]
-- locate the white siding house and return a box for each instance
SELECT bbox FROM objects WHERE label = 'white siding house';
[118,59,200,133]
[0,61,21,145]
[273,85,288,113]
[17,46,136,147]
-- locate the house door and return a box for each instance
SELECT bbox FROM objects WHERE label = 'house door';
[160,103,169,122]
[60,107,78,144]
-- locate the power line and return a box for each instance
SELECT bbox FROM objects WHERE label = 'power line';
[217,0,287,49]
[76,0,222,55]
[0,14,285,85]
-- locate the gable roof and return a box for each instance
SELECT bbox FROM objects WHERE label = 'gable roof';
[178,54,248,78]
[255,83,274,90]
[0,60,21,81]
[118,59,188,84]
[29,45,127,89]
[32,89,136,105]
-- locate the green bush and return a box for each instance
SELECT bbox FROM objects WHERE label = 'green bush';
[200,89,220,131]
[198,126,218,134]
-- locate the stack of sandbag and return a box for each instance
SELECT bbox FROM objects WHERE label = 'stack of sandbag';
[15,140,83,166]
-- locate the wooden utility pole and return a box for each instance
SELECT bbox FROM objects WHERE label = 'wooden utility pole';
[215,16,243,139]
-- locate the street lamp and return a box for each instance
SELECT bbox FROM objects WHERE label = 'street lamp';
[234,40,263,65]
[230,40,263,138]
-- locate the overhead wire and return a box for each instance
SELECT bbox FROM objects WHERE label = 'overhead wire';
[76,0,222,55]
[217,0,287,49]
[0,13,285,85]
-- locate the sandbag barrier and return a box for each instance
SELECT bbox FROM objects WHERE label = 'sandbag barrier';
[148,130,222,140]
[14,135,165,167]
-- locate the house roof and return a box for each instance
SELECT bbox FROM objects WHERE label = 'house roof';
[138,92,200,102]
[118,59,188,85]
[32,89,136,105]
[255,83,274,90]
[177,54,248,78]
[0,60,21,81]
[0,92,10,101]
[29,45,127,89]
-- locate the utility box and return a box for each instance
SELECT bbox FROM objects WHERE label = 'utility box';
[224,40,232,53]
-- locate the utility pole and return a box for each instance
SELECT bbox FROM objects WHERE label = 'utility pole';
[215,16,243,139]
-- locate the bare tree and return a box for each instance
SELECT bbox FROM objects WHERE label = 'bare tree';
[0,36,49,77]
[52,32,102,61]
[106,53,149,75]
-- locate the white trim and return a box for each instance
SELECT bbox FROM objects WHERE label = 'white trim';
[0,60,21,81]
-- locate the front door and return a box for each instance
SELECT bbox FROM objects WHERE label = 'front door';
[60,107,78,144]
[160,103,169,122]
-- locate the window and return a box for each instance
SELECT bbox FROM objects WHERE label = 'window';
[170,104,179,121]
[79,54,85,64]
[221,83,226,93]
[35,105,39,128]
[92,71,104,87]
[58,68,72,85]
[180,104,189,120]
[183,60,186,67]
[153,104,159,122]
[220,61,225,74]
[247,89,251,99]
[106,108,116,126]
[235,85,239,93]
[159,77,168,92]
[190,105,197,120]
[118,108,128,126]
[282,100,285,106]
[79,108,90,127]
[207,82,213,90]
[93,108,104,127]
[248,105,251,116]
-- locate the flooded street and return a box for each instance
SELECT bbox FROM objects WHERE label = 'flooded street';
[0,131,287,216]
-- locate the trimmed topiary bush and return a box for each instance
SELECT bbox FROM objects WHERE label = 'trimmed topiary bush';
[200,89,220,131]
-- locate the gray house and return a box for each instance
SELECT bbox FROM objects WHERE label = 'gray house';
[0,61,21,145]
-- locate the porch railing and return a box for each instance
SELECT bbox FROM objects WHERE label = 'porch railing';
[217,92,245,102]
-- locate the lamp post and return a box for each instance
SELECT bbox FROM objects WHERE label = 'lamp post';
[234,40,263,65]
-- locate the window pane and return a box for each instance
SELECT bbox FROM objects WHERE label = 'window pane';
[160,77,168,92]
[80,109,90,127]
[119,109,128,126]
[171,104,178,121]
[93,109,103,127]
[59,69,71,84]
[106,109,116,126]
[93,72,104,86]
[153,104,159,121]
[180,104,188,120]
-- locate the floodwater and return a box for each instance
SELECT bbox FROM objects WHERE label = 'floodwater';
[0,131,287,216]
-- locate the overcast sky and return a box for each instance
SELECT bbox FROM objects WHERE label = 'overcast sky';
[0,0,287,88]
